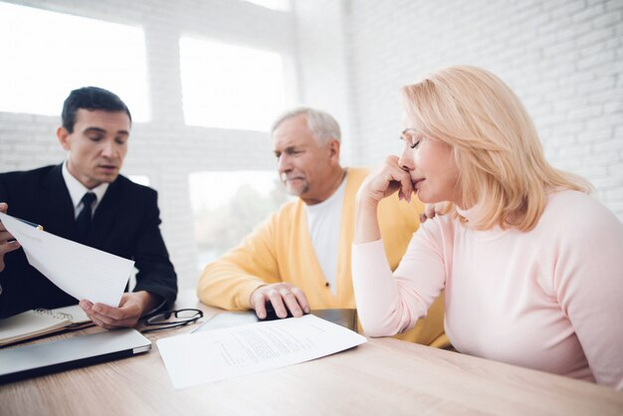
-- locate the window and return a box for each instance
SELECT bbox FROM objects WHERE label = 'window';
[189,171,290,271]
[128,175,151,187]
[0,2,149,121]
[180,37,287,131]
[241,0,291,11]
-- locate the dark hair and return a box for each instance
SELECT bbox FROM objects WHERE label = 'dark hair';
[61,86,132,133]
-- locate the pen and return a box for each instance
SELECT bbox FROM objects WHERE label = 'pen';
[17,218,44,231]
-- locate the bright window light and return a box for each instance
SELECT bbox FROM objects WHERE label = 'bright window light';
[180,37,286,131]
[189,171,291,270]
[128,175,151,187]
[242,0,291,11]
[0,2,150,121]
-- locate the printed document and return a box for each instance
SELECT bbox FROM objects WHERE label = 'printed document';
[157,314,367,389]
[0,212,133,307]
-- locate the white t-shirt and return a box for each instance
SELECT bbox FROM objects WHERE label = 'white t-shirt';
[304,177,347,296]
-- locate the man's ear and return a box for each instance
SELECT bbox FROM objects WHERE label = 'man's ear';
[56,126,71,151]
[328,139,341,165]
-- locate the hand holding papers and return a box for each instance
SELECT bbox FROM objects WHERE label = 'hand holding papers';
[0,211,134,307]
[158,314,367,389]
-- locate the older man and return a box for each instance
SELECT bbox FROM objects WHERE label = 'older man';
[0,86,177,328]
[197,108,446,346]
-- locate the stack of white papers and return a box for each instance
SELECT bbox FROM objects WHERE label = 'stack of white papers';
[158,314,367,389]
[0,212,134,306]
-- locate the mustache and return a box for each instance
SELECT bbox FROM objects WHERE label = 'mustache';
[280,173,306,182]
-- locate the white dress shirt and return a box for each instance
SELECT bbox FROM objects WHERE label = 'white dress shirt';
[61,161,109,219]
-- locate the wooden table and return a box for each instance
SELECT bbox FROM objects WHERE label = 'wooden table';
[1,291,622,416]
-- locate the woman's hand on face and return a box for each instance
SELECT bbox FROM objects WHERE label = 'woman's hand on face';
[420,202,445,223]
[358,155,414,205]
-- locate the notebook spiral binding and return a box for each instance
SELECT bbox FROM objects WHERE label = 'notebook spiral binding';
[33,308,73,321]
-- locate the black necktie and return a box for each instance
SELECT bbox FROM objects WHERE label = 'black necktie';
[76,192,96,243]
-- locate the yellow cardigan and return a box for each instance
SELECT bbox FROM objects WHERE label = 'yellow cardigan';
[197,168,448,347]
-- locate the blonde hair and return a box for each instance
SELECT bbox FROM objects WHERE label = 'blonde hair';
[401,65,592,231]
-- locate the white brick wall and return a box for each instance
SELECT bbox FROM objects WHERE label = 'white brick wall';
[342,0,623,220]
[1,0,622,291]
[291,0,355,164]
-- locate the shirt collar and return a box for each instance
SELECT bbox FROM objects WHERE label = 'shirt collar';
[61,161,109,211]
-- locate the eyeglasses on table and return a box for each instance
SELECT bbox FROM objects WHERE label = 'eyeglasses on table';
[141,308,203,333]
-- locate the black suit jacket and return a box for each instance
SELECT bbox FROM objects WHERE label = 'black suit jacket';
[0,164,177,318]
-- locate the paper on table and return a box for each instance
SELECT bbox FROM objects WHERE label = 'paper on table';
[0,212,133,307]
[157,314,367,389]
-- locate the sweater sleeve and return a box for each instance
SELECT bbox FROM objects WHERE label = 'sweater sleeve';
[352,219,447,337]
[550,198,623,389]
[197,212,282,310]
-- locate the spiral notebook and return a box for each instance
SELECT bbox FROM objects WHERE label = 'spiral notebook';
[0,305,92,347]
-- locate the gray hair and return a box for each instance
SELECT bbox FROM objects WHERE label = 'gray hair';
[271,107,341,143]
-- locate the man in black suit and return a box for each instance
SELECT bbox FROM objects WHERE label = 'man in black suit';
[0,86,177,328]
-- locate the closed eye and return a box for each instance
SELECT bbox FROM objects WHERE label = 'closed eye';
[400,128,421,149]
[276,147,304,158]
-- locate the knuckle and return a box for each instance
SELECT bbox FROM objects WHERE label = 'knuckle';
[267,290,279,298]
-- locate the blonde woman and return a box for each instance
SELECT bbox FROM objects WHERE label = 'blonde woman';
[352,66,623,389]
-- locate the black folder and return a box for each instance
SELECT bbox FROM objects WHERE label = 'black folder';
[0,328,151,384]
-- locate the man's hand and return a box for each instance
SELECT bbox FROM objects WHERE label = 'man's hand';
[250,283,310,319]
[0,202,20,272]
[79,291,158,329]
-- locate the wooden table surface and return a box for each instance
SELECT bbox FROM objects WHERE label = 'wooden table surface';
[1,291,622,416]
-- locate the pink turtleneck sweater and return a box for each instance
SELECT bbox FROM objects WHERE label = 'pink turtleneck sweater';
[352,190,623,390]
